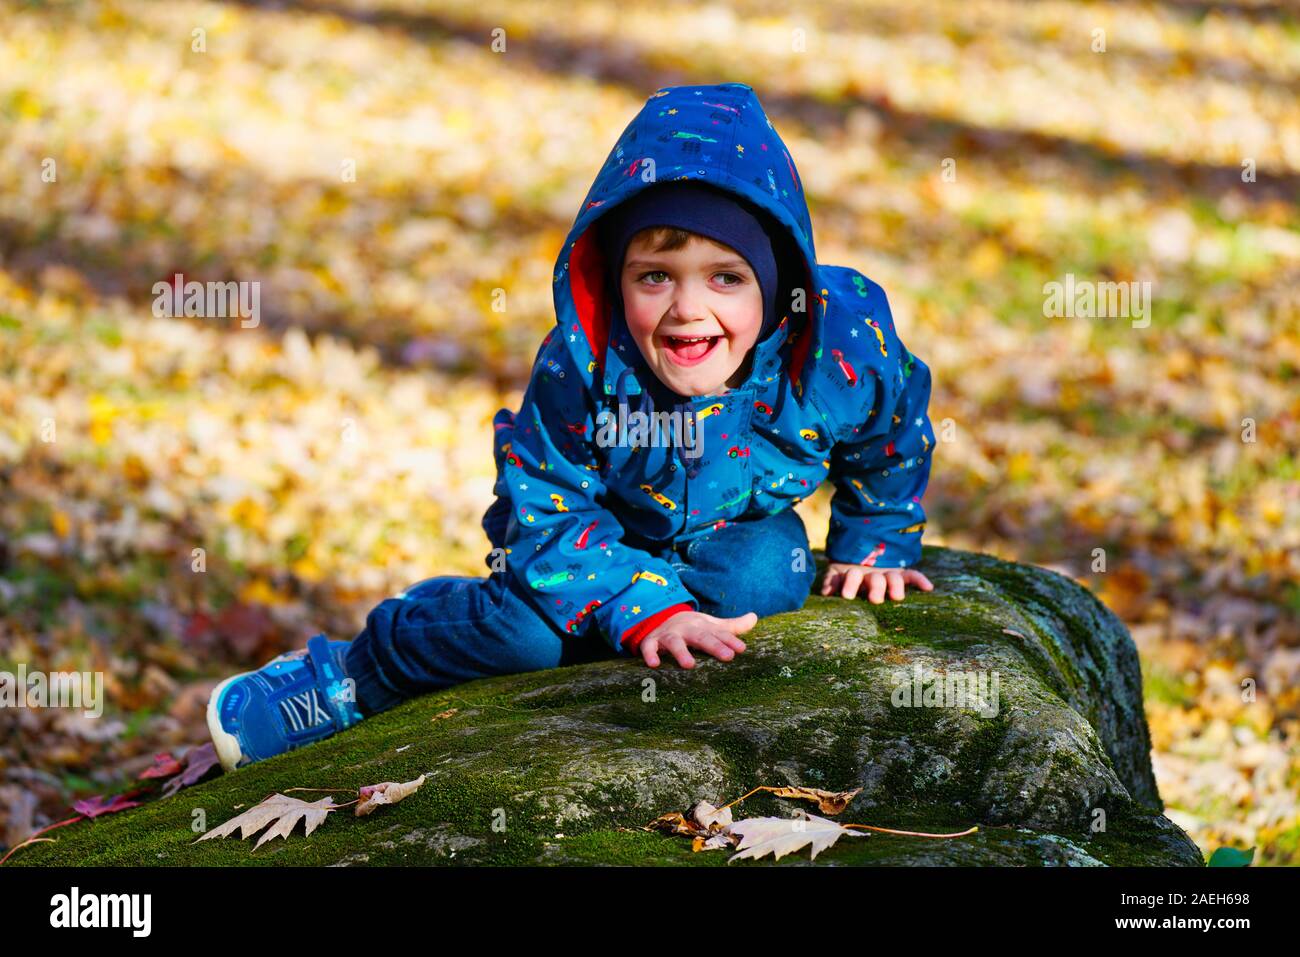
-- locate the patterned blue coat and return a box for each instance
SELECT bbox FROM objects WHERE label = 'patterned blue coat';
[483,82,935,652]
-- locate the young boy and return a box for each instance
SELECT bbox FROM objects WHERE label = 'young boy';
[207,82,936,773]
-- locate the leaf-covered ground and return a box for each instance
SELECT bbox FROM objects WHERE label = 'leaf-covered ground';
[1,0,1297,864]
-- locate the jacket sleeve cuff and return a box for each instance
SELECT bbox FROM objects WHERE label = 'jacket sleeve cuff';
[825,524,923,569]
[619,603,694,654]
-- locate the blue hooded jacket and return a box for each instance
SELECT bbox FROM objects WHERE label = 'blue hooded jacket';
[483,82,935,653]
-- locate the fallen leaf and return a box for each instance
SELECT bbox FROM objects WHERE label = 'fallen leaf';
[648,811,695,835]
[764,786,863,815]
[692,833,734,852]
[196,794,336,849]
[688,799,733,828]
[355,774,426,817]
[160,743,222,797]
[138,752,183,780]
[72,792,144,819]
[728,812,865,863]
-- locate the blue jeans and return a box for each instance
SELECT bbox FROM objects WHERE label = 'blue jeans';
[344,507,818,715]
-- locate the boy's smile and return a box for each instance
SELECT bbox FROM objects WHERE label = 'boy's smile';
[619,231,764,397]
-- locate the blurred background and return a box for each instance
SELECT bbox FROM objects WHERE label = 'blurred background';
[0,0,1297,863]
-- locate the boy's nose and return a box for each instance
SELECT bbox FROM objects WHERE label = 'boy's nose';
[668,283,712,326]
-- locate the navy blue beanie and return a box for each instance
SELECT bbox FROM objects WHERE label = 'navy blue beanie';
[597,181,782,342]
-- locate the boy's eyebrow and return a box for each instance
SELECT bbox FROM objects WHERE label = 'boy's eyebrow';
[624,257,752,271]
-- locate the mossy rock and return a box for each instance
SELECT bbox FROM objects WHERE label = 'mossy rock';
[16,546,1202,867]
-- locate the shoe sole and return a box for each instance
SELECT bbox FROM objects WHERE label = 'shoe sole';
[206,672,250,773]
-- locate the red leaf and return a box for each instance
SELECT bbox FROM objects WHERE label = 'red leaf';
[138,752,183,780]
[73,792,144,819]
[214,603,274,659]
[182,611,215,645]
[161,742,222,797]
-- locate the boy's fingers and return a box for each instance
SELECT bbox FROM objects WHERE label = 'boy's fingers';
[696,633,735,661]
[907,570,935,591]
[867,572,887,604]
[721,633,747,653]
[639,637,661,668]
[716,630,745,653]
[664,636,696,669]
[719,611,758,633]
[887,570,906,600]
[840,567,866,599]
[819,570,840,595]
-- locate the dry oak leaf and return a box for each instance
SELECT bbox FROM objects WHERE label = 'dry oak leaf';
[688,800,739,852]
[763,786,862,815]
[355,774,426,817]
[650,800,737,850]
[195,794,336,849]
[728,812,865,863]
[648,811,698,837]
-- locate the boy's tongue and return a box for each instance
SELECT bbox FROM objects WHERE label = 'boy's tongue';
[666,335,715,361]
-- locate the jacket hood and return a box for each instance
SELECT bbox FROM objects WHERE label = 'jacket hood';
[550,83,824,404]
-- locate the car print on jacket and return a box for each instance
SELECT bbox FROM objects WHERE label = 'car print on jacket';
[565,599,602,634]
[481,83,935,655]
[640,484,677,511]
[531,568,577,590]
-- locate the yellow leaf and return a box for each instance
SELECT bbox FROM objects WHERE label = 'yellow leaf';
[1007,450,1033,483]
[88,394,117,446]
[290,556,323,583]
[89,421,113,445]
[12,89,42,120]
[239,578,284,607]
[967,239,1004,278]
[228,497,268,532]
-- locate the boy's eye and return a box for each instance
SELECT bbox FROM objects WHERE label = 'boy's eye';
[636,271,747,286]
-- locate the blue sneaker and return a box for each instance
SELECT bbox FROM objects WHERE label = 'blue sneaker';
[206,634,364,772]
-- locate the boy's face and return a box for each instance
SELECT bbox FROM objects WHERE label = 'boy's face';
[618,230,764,397]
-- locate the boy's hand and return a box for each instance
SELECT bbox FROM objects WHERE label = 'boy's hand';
[638,610,756,669]
[820,563,934,603]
